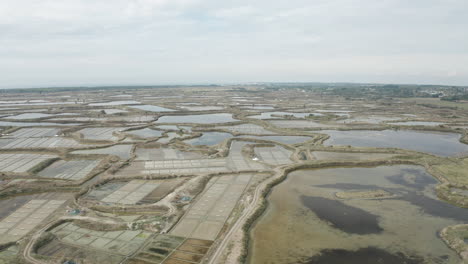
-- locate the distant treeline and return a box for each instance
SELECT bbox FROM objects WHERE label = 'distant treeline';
[1,83,467,100]
[441,94,468,101]
[264,83,467,99]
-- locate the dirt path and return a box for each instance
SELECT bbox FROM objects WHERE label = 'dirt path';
[207,167,285,264]
[23,221,54,264]
[23,215,123,264]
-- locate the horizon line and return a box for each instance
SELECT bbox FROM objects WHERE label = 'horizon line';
[1,81,467,91]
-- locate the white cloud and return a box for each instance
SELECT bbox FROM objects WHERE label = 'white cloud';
[212,6,255,19]
[0,0,467,88]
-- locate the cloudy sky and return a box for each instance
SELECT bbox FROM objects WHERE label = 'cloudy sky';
[1,0,467,88]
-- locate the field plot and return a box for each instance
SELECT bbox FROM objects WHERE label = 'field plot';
[53,116,155,123]
[248,111,311,119]
[128,235,184,264]
[3,128,59,138]
[85,179,183,204]
[0,193,68,243]
[389,121,444,126]
[101,180,161,204]
[138,179,185,204]
[97,109,128,114]
[111,94,132,97]
[120,159,229,176]
[37,159,100,180]
[337,116,401,124]
[71,144,133,159]
[4,113,54,119]
[113,116,156,122]
[78,127,126,141]
[239,105,274,110]
[254,146,293,165]
[49,117,109,122]
[0,136,83,149]
[226,141,265,171]
[50,222,151,255]
[170,173,254,240]
[180,105,223,111]
[269,120,334,129]
[0,194,38,220]
[135,147,206,161]
[215,124,276,135]
[155,113,239,124]
[120,142,263,177]
[241,135,313,144]
[129,105,176,112]
[127,235,212,264]
[89,100,141,106]
[0,101,74,107]
[0,121,79,127]
[37,240,124,264]
[84,182,125,201]
[0,154,56,173]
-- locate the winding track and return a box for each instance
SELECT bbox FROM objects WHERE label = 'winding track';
[207,166,285,264]
[23,216,123,264]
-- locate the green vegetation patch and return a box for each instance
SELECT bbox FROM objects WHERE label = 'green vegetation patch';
[434,158,468,186]
[441,224,468,261]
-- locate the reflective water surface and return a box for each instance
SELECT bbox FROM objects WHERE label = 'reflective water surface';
[185,132,232,145]
[249,165,465,264]
[322,130,468,156]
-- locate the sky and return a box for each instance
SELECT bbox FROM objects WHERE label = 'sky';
[1,0,468,88]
